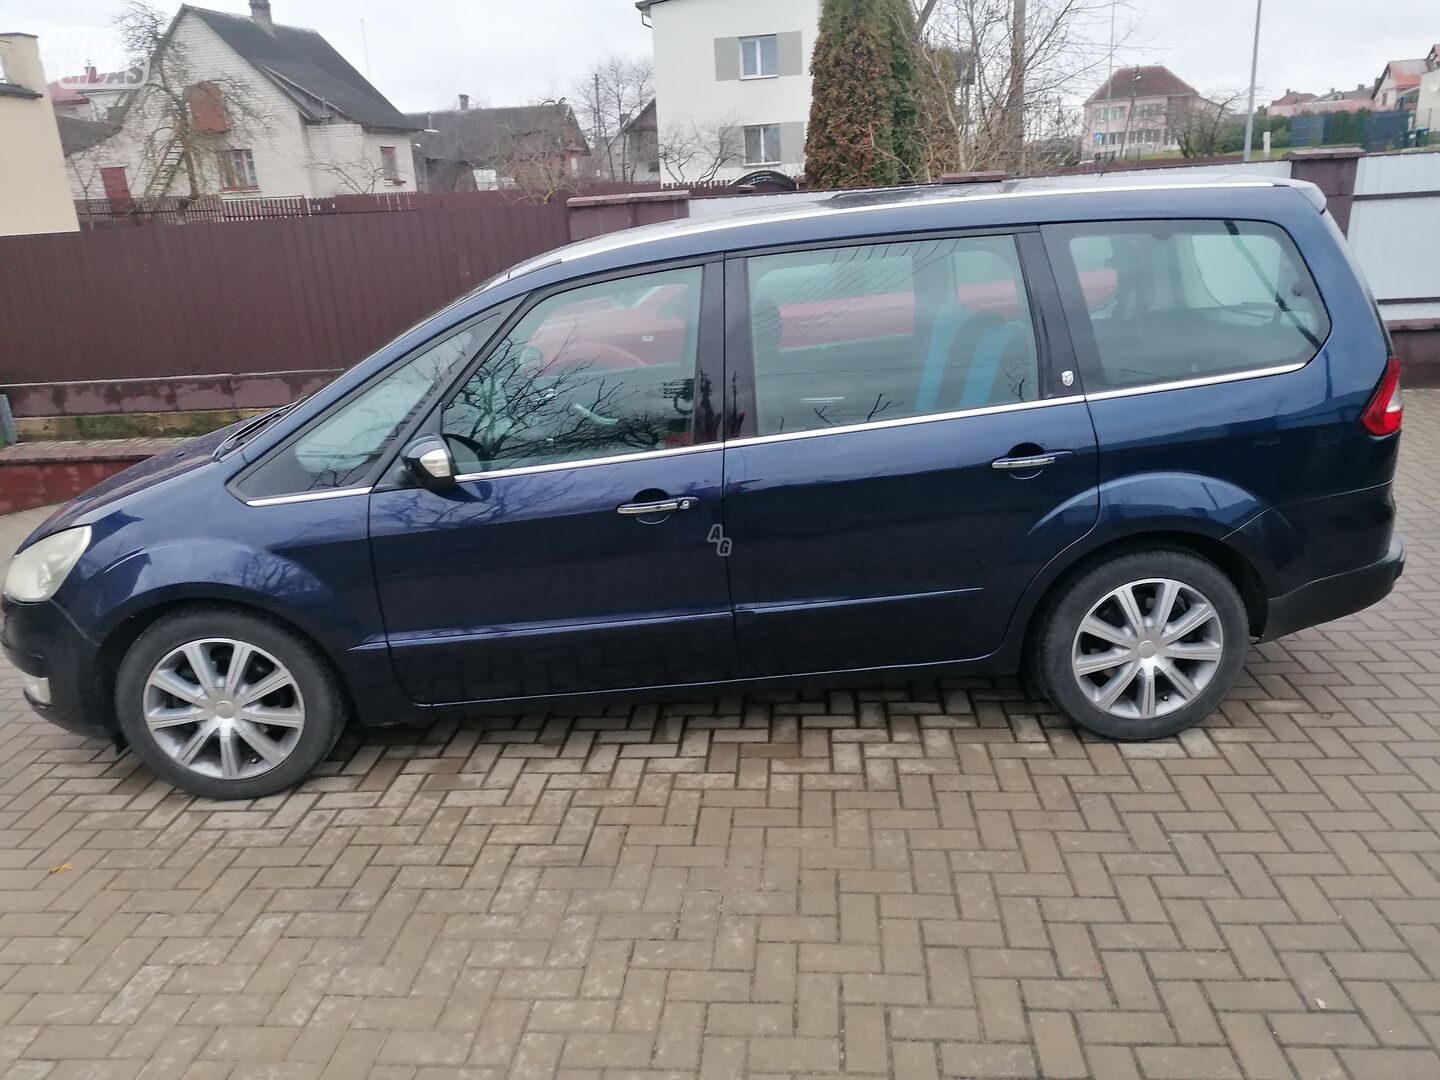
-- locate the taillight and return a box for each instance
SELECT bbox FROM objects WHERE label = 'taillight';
[1361,356,1403,436]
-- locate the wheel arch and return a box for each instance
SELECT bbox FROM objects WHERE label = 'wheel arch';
[96,594,359,744]
[1011,527,1270,671]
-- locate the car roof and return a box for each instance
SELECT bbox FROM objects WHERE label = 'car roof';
[479,174,1326,299]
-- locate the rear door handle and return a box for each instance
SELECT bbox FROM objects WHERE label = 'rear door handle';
[992,451,1071,471]
[617,497,695,516]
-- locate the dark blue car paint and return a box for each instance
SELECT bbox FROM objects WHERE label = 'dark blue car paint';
[1,180,1403,740]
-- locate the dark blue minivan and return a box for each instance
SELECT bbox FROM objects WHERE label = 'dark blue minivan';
[2,177,1405,798]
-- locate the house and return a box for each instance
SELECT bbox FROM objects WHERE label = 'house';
[638,0,819,183]
[48,65,141,122]
[603,98,660,182]
[1372,55,1434,110]
[1419,66,1440,131]
[409,98,592,194]
[0,32,80,235]
[1268,84,1373,118]
[1081,65,1222,162]
[66,2,419,202]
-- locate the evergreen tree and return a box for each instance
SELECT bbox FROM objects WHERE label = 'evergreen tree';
[805,0,926,188]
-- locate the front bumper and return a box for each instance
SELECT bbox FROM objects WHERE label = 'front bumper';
[1261,536,1406,641]
[1,596,114,739]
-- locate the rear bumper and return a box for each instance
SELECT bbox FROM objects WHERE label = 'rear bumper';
[1260,536,1405,641]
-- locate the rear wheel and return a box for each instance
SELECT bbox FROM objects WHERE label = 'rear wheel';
[1033,549,1249,740]
[115,608,346,799]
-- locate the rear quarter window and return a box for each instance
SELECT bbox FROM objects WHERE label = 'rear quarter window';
[1047,219,1330,391]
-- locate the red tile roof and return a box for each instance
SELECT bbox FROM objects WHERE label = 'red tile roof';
[1086,65,1200,105]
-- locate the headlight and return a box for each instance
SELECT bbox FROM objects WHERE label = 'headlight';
[3,526,92,603]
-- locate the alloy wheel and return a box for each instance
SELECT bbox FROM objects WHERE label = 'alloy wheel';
[142,638,306,781]
[1070,578,1225,721]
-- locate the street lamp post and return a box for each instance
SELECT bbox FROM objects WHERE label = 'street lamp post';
[1242,0,1263,161]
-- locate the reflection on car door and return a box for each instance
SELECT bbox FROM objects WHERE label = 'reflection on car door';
[369,263,737,704]
[721,232,1100,676]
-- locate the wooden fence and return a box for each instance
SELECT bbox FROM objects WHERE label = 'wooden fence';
[1,201,570,395]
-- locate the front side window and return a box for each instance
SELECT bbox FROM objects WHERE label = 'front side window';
[1050,219,1330,391]
[741,35,779,78]
[380,145,399,181]
[441,267,704,475]
[746,235,1040,437]
[744,124,782,164]
[237,319,493,499]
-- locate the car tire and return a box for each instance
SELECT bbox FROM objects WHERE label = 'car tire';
[1033,549,1249,741]
[115,606,346,799]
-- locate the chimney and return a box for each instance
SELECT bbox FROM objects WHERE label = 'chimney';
[250,1,274,32]
[86,64,97,83]
[458,93,469,111]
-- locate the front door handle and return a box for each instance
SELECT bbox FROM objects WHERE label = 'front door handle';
[617,497,695,516]
[992,451,1071,471]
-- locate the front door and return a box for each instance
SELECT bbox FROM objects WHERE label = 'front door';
[722,232,1100,676]
[370,262,736,704]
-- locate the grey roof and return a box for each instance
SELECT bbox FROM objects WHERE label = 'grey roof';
[185,5,417,131]
[57,115,115,156]
[408,104,589,166]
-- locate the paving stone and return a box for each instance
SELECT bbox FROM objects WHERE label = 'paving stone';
[1,393,1440,1076]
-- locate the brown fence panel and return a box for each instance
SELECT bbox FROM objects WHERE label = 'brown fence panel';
[0,202,570,388]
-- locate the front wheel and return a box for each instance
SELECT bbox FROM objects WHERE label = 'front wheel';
[1032,549,1250,741]
[115,607,346,799]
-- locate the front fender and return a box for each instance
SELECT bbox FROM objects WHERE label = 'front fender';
[66,538,373,652]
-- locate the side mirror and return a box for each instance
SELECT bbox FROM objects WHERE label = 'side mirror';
[402,436,456,490]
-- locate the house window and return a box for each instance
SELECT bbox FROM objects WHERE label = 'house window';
[740,35,779,79]
[380,145,400,182]
[220,148,258,189]
[744,124,782,164]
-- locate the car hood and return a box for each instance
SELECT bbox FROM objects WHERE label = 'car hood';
[31,424,240,540]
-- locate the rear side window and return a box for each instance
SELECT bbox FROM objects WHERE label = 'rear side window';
[1048,220,1329,391]
[745,235,1040,437]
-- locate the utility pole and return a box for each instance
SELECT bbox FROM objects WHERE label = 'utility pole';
[1007,0,1027,166]
[593,73,604,178]
[1242,0,1263,161]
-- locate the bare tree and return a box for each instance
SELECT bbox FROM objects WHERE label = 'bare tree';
[491,130,577,202]
[115,0,270,199]
[310,156,391,195]
[572,56,655,181]
[1167,90,1241,158]
[657,118,743,184]
[914,0,1129,175]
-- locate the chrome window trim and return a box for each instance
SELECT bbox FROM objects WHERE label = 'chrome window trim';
[244,486,373,508]
[452,442,717,483]
[1081,361,1308,401]
[725,395,1086,450]
[243,364,1307,495]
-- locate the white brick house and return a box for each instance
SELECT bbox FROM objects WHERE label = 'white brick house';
[638,0,819,183]
[66,2,418,202]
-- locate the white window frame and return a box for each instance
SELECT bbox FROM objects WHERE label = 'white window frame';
[740,35,779,79]
[744,124,782,165]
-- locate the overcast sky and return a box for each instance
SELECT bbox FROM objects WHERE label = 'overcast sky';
[10,0,1437,113]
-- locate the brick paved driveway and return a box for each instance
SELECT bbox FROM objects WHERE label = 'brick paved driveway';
[2,398,1439,1080]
